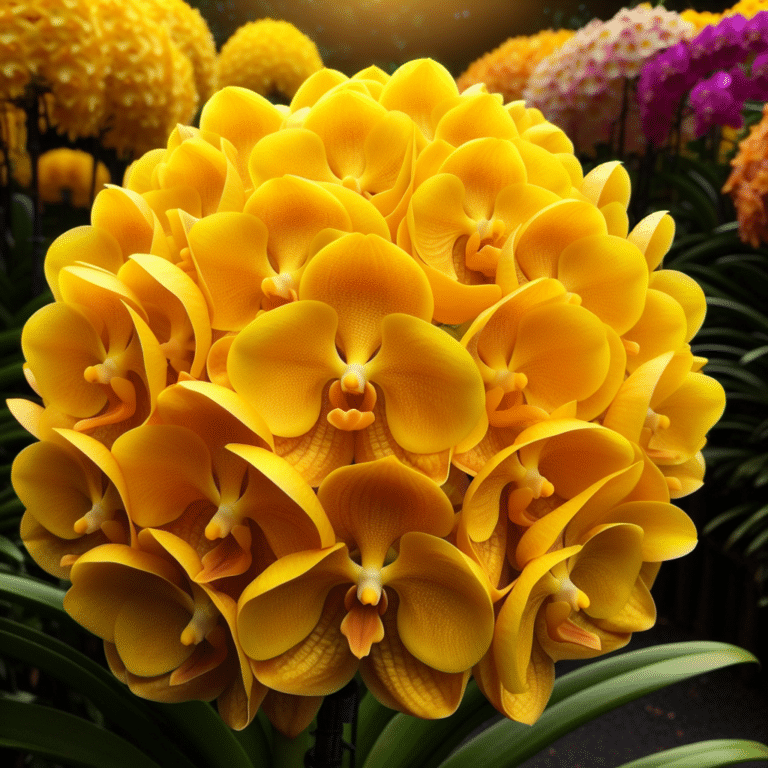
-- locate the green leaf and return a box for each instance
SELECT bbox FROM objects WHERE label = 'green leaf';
[0,617,200,768]
[725,504,768,549]
[0,571,68,617]
[615,739,768,768]
[149,701,258,768]
[0,535,24,566]
[707,297,768,335]
[357,689,398,766]
[361,682,496,768]
[437,643,758,768]
[0,699,164,768]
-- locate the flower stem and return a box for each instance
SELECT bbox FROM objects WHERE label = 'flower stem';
[305,678,359,768]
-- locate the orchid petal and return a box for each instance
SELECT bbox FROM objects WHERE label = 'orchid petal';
[228,301,343,437]
[367,313,485,454]
[514,200,607,280]
[237,544,356,661]
[252,585,358,695]
[317,456,454,567]
[361,589,470,718]
[300,233,433,364]
[186,212,269,331]
[384,532,494,673]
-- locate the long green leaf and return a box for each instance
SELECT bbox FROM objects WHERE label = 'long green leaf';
[0,571,69,618]
[0,617,199,768]
[616,739,768,768]
[0,699,163,768]
[438,643,758,768]
[357,689,399,766]
[362,681,497,768]
[149,700,258,768]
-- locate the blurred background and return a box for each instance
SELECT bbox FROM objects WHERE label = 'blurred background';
[192,0,726,74]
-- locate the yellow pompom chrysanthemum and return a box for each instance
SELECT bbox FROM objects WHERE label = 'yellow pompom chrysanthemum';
[93,0,197,158]
[0,0,106,139]
[139,0,218,104]
[217,18,323,101]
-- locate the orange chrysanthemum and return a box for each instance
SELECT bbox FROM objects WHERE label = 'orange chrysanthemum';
[457,29,575,104]
[723,104,768,248]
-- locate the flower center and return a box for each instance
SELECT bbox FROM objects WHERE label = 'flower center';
[261,273,298,302]
[84,356,120,385]
[180,591,218,646]
[73,497,113,535]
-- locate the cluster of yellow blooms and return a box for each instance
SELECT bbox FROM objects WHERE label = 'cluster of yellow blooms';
[12,59,724,734]
[217,18,324,102]
[456,30,575,104]
[36,148,111,208]
[723,104,768,248]
[0,0,216,157]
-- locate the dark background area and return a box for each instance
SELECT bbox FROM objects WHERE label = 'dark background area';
[191,0,732,75]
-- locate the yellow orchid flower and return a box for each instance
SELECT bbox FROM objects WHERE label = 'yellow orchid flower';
[461,426,695,723]
[14,429,133,578]
[603,349,726,494]
[228,232,485,485]
[457,278,616,468]
[22,265,167,438]
[110,381,333,582]
[64,536,263,729]
[237,457,494,717]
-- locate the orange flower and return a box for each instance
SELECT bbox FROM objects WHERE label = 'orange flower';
[723,104,768,248]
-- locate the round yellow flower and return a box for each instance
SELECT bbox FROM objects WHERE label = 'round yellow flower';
[139,0,218,103]
[457,29,574,104]
[93,0,196,158]
[217,18,323,101]
[726,0,768,16]
[12,58,723,735]
[679,9,722,29]
[37,148,110,208]
[0,0,106,139]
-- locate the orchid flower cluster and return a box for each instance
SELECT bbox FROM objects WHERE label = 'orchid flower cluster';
[639,11,768,145]
[11,59,725,735]
[522,4,695,156]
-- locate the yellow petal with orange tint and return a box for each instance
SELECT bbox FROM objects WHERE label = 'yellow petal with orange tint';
[317,456,454,568]
[228,301,344,437]
[557,234,648,335]
[514,200,607,280]
[237,544,356,661]
[111,424,219,527]
[300,233,433,364]
[244,176,353,273]
[361,589,470,718]
[649,270,707,343]
[493,546,580,693]
[379,59,459,141]
[384,531,494,674]
[367,313,485,454]
[253,585,358,695]
[186,212,269,331]
[64,543,188,641]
